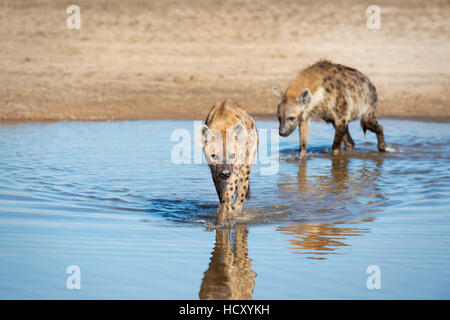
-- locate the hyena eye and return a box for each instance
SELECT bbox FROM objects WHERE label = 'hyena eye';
[288,116,296,121]
[211,153,216,159]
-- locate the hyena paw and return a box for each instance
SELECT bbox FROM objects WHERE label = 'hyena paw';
[217,205,234,224]
[299,149,308,159]
[332,149,341,156]
[378,143,387,152]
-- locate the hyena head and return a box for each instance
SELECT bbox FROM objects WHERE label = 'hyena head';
[272,85,312,137]
[196,123,247,180]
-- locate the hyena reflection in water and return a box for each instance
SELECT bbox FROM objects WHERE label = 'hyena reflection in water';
[195,100,258,225]
[273,60,387,157]
[199,228,256,299]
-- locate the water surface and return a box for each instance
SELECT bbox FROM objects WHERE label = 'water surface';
[0,120,449,299]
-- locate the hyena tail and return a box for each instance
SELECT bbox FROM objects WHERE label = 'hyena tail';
[245,184,251,200]
[360,106,378,136]
[361,120,368,136]
[361,82,378,136]
[360,110,378,137]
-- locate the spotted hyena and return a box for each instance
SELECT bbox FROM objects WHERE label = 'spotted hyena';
[272,60,386,157]
[195,100,258,225]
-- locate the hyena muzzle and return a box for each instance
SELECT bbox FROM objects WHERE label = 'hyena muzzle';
[195,100,258,224]
[273,60,387,157]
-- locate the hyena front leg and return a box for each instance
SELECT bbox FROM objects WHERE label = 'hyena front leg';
[299,120,309,158]
[234,164,252,214]
[342,125,355,151]
[212,175,224,201]
[332,123,347,155]
[217,173,238,224]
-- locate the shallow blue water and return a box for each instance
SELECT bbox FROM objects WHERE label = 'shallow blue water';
[0,120,449,299]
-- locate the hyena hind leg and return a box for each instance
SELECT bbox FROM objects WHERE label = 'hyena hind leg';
[343,126,355,151]
[332,124,347,155]
[361,114,387,152]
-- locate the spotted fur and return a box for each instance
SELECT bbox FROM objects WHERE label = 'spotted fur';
[273,60,386,156]
[196,100,258,224]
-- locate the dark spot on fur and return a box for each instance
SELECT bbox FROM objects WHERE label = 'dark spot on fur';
[324,118,335,125]
[371,92,378,104]
[326,87,331,93]
[339,101,347,113]
[344,66,356,72]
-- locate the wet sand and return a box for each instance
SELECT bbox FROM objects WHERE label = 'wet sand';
[0,0,449,123]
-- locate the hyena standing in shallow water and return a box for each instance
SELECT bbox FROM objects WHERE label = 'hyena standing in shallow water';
[273,60,387,157]
[195,100,258,224]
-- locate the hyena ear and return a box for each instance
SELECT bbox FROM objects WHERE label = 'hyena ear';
[297,88,312,106]
[272,85,283,99]
[232,122,247,141]
[195,124,214,147]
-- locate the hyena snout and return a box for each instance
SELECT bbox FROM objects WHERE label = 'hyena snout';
[279,127,289,137]
[217,164,232,179]
[279,124,294,137]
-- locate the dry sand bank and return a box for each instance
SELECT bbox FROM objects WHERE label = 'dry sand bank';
[0,0,449,123]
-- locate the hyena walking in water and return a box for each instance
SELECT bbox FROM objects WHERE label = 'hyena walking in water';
[273,60,387,157]
[195,100,258,224]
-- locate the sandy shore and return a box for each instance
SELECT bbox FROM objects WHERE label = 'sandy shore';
[0,0,449,123]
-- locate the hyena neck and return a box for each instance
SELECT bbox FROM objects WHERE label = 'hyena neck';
[303,87,326,120]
